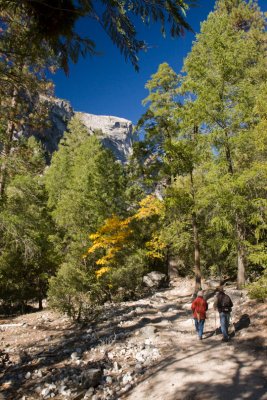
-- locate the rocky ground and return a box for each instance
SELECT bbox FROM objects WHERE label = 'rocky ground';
[0,278,266,400]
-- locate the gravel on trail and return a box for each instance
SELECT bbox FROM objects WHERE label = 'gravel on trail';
[0,278,266,400]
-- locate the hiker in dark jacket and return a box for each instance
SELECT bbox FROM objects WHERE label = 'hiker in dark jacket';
[191,290,208,340]
[214,286,233,342]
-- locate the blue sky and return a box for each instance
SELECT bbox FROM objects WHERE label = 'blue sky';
[53,1,267,124]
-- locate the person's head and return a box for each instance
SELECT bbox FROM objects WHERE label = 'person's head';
[217,285,224,292]
[197,290,204,297]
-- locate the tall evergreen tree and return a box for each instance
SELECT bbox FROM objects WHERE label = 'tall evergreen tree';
[46,117,127,318]
[0,138,57,310]
[0,6,56,201]
[136,63,209,292]
[182,0,267,287]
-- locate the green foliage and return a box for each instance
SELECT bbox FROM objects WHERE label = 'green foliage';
[108,251,148,301]
[0,139,57,307]
[48,261,100,321]
[46,117,129,317]
[181,0,267,286]
[45,116,126,246]
[0,1,193,72]
[2,0,267,315]
[247,275,267,300]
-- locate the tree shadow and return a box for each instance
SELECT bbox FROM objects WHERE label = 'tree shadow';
[203,313,251,340]
[169,352,267,400]
[0,298,192,399]
[121,336,266,400]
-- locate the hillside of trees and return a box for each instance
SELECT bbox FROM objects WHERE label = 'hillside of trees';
[0,0,266,319]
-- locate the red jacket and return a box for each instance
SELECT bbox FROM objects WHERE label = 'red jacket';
[191,296,208,320]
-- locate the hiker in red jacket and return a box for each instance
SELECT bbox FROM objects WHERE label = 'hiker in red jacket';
[191,291,208,340]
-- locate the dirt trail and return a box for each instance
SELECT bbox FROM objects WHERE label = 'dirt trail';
[0,279,266,400]
[125,282,267,400]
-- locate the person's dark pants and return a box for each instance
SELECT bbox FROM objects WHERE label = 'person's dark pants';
[219,312,230,339]
[194,318,205,339]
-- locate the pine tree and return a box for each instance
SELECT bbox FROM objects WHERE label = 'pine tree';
[136,63,210,292]
[46,117,127,318]
[0,6,56,201]
[182,0,267,287]
[0,138,57,310]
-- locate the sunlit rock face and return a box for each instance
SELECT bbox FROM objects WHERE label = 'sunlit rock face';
[37,97,74,154]
[35,97,133,163]
[77,112,133,163]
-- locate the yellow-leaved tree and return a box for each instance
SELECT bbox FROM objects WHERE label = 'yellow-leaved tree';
[87,195,166,282]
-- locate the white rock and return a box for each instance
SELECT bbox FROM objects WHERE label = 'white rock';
[41,387,50,397]
[144,338,152,346]
[71,352,79,360]
[78,113,133,163]
[113,361,119,371]
[122,373,132,384]
[58,385,67,394]
[106,376,113,384]
[48,383,56,390]
[36,369,43,378]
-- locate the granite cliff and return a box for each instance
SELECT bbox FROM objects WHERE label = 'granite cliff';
[37,97,133,163]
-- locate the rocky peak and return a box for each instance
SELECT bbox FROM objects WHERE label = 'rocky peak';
[38,96,74,154]
[37,97,134,163]
[77,112,133,163]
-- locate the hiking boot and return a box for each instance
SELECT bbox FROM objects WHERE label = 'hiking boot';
[222,337,229,342]
[198,336,202,340]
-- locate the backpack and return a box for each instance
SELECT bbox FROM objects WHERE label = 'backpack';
[193,297,207,320]
[219,293,232,313]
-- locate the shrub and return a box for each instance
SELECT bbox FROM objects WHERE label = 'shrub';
[48,262,100,321]
[247,275,267,300]
[109,251,148,301]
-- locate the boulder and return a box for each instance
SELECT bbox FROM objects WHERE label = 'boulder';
[143,272,168,289]
[203,279,221,289]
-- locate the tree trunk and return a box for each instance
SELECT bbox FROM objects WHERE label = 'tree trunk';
[0,121,15,200]
[38,297,43,311]
[236,215,246,288]
[0,89,17,201]
[190,170,201,294]
[224,129,246,288]
[192,211,201,294]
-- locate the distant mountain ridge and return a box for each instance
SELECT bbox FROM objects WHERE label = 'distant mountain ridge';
[37,97,134,163]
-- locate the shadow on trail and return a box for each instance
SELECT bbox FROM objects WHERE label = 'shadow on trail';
[0,298,190,399]
[122,336,266,400]
[169,349,267,400]
[204,314,251,340]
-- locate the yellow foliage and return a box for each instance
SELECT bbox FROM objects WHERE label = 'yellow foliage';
[86,197,164,266]
[134,195,164,220]
[95,267,111,279]
[87,215,132,266]
[145,234,166,260]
